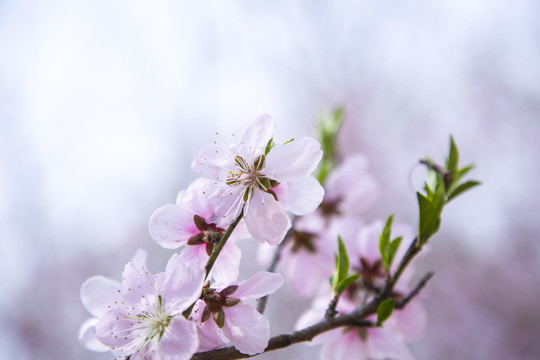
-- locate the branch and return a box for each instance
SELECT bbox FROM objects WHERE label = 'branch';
[205,209,244,277]
[192,305,377,360]
[192,235,433,360]
[419,159,452,190]
[395,271,434,309]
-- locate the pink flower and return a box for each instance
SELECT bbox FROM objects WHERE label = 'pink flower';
[80,253,205,360]
[191,272,284,355]
[321,154,380,217]
[296,283,424,360]
[192,114,324,245]
[149,178,244,283]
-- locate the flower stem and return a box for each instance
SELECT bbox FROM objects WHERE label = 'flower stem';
[183,209,244,319]
[205,208,244,278]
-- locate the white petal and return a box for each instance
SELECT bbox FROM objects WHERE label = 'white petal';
[166,248,208,274]
[238,114,275,160]
[245,190,289,245]
[272,176,324,215]
[211,239,241,283]
[80,276,121,317]
[192,144,235,181]
[157,317,199,360]
[149,204,198,249]
[232,272,284,300]
[78,317,109,352]
[121,262,155,305]
[222,304,270,355]
[162,263,205,314]
[95,309,138,352]
[263,137,322,183]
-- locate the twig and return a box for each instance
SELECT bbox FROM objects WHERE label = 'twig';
[184,209,244,318]
[395,271,434,309]
[324,293,340,319]
[191,234,433,360]
[192,305,377,360]
[419,159,452,190]
[205,209,244,278]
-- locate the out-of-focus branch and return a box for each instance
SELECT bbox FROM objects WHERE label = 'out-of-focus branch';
[192,267,434,360]
[395,271,434,309]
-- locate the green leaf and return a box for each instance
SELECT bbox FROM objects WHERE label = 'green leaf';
[452,164,474,185]
[379,214,394,270]
[264,138,275,155]
[446,136,459,176]
[387,236,402,270]
[332,236,352,292]
[447,180,481,202]
[283,138,294,145]
[376,299,396,326]
[336,274,361,295]
[417,192,441,246]
[316,107,345,185]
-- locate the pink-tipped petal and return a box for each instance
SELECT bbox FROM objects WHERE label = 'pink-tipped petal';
[80,276,121,317]
[272,176,324,215]
[263,137,322,183]
[149,204,199,249]
[79,317,109,352]
[157,317,199,360]
[245,190,289,245]
[233,272,284,301]
[222,304,270,355]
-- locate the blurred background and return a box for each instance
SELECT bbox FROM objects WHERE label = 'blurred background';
[1,1,539,359]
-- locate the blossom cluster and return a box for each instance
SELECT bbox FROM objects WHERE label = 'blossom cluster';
[79,114,429,360]
[80,115,326,359]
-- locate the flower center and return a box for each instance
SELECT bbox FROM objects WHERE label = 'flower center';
[226,155,270,193]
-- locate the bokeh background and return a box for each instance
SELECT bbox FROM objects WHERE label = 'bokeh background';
[1,1,539,359]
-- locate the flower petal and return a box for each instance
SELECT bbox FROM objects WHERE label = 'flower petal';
[211,239,241,284]
[157,317,199,360]
[321,330,368,360]
[245,190,289,245]
[149,204,199,249]
[263,137,322,183]
[232,272,284,301]
[95,309,138,352]
[79,317,109,352]
[222,304,270,355]
[162,263,205,314]
[238,114,275,161]
[192,144,235,182]
[368,327,414,360]
[80,276,121,317]
[271,176,324,215]
[121,262,155,305]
